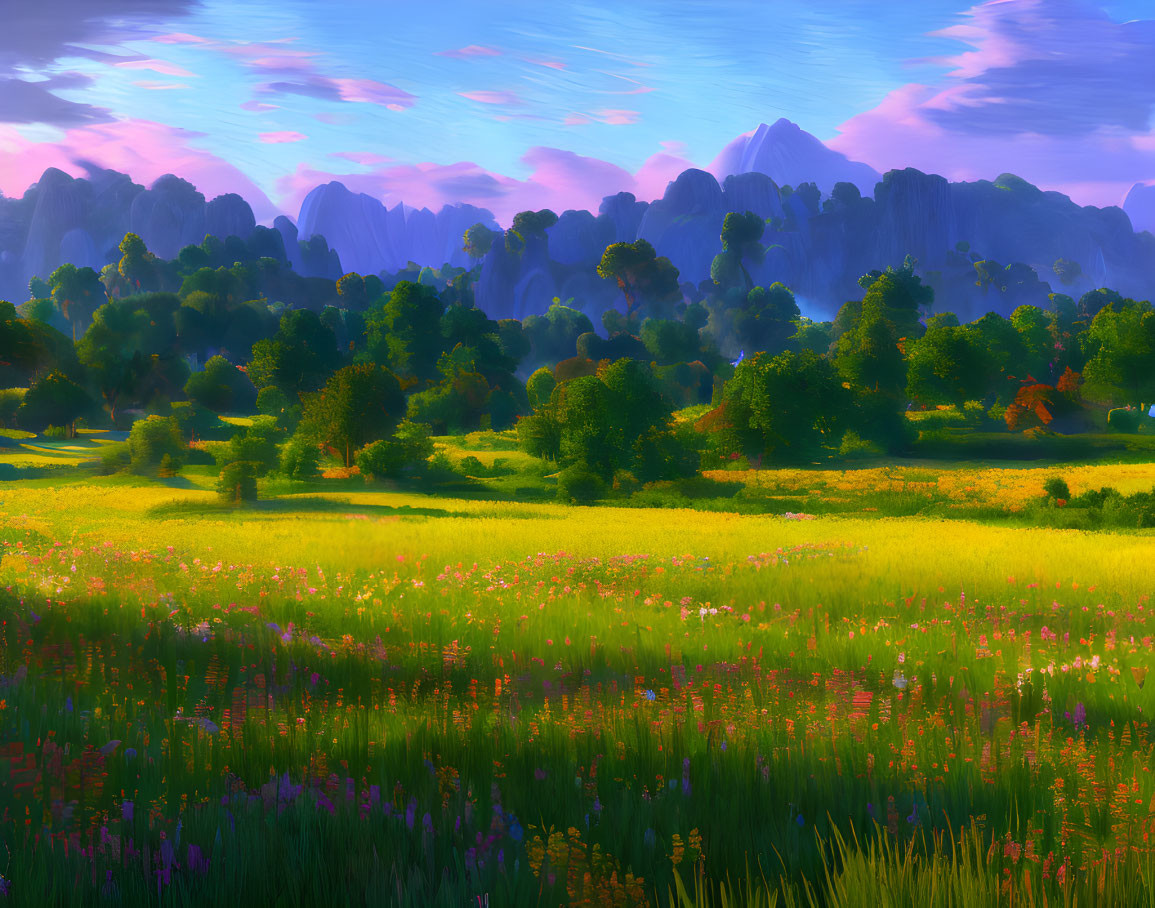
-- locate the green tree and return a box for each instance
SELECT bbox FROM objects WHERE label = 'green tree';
[1010,304,1053,382]
[247,309,339,397]
[719,350,850,462]
[48,263,107,341]
[970,312,1028,400]
[223,421,281,476]
[710,211,766,292]
[127,415,185,475]
[834,294,905,396]
[1081,300,1155,407]
[597,240,682,328]
[16,371,93,437]
[522,301,594,366]
[462,223,499,260]
[355,421,435,480]
[362,281,445,381]
[117,232,155,294]
[904,320,991,407]
[556,375,619,478]
[217,461,259,504]
[184,355,255,413]
[336,272,369,311]
[299,363,405,466]
[526,367,557,409]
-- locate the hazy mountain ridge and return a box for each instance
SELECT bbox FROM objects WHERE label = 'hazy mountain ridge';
[2,121,1153,323]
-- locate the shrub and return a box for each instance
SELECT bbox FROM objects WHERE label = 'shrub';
[224,423,280,476]
[217,461,259,504]
[128,416,185,475]
[838,429,883,460]
[457,455,487,477]
[0,388,26,428]
[256,386,300,430]
[1043,476,1070,501]
[355,421,435,481]
[1107,407,1141,434]
[280,437,320,481]
[526,367,557,410]
[172,402,226,443]
[556,463,605,504]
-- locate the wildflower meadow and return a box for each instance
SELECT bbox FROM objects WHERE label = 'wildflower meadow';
[1,474,1154,906]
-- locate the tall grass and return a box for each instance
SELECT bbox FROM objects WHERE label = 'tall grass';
[1,475,1154,905]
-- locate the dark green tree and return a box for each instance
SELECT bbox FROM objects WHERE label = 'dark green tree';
[597,240,682,327]
[48,263,106,341]
[299,363,405,466]
[16,371,93,438]
[184,355,255,413]
[362,281,445,381]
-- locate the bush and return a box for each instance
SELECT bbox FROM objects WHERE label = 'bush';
[217,461,259,504]
[1043,476,1070,501]
[1108,407,1141,434]
[838,429,883,460]
[355,421,435,480]
[172,402,226,442]
[556,463,605,504]
[457,455,487,477]
[128,416,185,475]
[43,425,68,439]
[224,423,280,476]
[0,388,26,428]
[526,367,557,410]
[256,386,300,430]
[280,437,320,481]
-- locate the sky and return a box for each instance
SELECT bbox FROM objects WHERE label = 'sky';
[1,0,1153,224]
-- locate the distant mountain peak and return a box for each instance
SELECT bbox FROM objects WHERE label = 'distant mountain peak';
[709,120,881,197]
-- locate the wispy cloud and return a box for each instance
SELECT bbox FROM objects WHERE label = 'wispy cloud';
[435,45,502,59]
[458,90,523,105]
[152,32,210,45]
[260,130,307,143]
[114,58,196,77]
[594,108,639,125]
[132,80,190,90]
[830,0,1155,206]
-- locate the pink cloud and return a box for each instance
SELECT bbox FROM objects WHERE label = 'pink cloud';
[436,45,502,59]
[114,58,196,77]
[525,58,567,70]
[240,100,279,111]
[594,109,639,125]
[634,151,697,201]
[332,78,415,108]
[825,0,1155,208]
[0,119,280,223]
[132,81,190,91]
[260,131,307,144]
[458,90,522,106]
[830,83,1155,208]
[151,33,210,45]
[246,53,317,73]
[274,142,699,225]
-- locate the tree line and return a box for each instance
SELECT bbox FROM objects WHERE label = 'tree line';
[1,212,1153,500]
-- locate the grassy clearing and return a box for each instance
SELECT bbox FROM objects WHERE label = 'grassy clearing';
[2,471,1155,905]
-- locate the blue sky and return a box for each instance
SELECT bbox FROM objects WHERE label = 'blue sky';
[2,0,1154,222]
